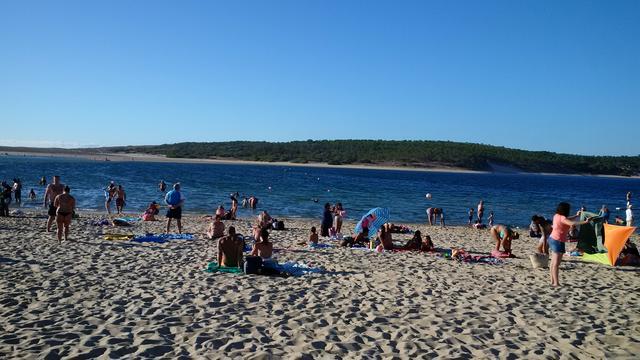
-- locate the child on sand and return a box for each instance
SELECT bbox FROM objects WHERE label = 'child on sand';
[309,226,319,245]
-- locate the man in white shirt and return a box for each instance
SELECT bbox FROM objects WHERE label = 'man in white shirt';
[626,205,634,227]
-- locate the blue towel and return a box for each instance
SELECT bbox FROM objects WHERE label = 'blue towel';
[132,233,195,243]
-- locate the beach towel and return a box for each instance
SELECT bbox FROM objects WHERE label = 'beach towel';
[91,219,111,226]
[309,243,335,249]
[132,233,195,243]
[205,262,243,274]
[275,261,324,276]
[103,233,135,240]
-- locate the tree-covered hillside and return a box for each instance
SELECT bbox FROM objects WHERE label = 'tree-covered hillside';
[101,140,640,176]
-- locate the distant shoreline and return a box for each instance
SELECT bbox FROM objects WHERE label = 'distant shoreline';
[2,150,639,179]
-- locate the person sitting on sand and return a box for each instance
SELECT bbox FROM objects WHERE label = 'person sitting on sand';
[490,224,519,255]
[115,185,126,214]
[53,186,75,243]
[142,201,160,221]
[252,210,273,240]
[378,223,394,250]
[618,240,640,266]
[403,230,423,250]
[251,228,273,259]
[206,215,225,239]
[532,215,552,254]
[309,226,319,245]
[215,205,225,218]
[217,226,244,267]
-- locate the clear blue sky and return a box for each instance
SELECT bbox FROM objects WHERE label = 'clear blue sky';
[1,0,638,155]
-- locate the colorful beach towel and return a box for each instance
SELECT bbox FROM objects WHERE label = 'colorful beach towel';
[103,233,135,241]
[132,233,195,243]
[205,262,243,274]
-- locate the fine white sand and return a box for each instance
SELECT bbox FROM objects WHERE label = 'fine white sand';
[1,210,639,358]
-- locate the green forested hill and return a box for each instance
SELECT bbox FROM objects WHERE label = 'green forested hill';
[100,140,640,176]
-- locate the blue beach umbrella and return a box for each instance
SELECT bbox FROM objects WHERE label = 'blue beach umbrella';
[354,207,390,236]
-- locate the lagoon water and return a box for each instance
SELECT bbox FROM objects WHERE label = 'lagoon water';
[1,155,638,227]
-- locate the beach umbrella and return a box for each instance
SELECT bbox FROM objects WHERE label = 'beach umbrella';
[582,223,636,266]
[354,207,390,236]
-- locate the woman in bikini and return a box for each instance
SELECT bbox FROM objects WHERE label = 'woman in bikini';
[490,224,519,255]
[54,186,76,243]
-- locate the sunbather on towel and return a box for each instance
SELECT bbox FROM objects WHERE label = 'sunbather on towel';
[403,230,423,250]
[218,226,244,268]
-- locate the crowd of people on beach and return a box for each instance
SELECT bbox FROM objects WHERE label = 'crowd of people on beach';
[2,173,638,285]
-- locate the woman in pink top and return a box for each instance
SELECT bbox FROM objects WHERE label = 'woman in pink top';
[548,202,592,287]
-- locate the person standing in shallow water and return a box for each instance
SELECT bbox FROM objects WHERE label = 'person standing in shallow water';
[115,185,126,214]
[159,180,167,193]
[477,200,484,223]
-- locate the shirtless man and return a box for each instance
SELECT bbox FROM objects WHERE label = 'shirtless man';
[53,186,75,243]
[159,180,167,193]
[217,226,244,267]
[477,200,484,223]
[43,175,65,232]
[104,181,117,214]
[115,185,126,214]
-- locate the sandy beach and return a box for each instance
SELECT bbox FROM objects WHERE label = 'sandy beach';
[1,210,639,359]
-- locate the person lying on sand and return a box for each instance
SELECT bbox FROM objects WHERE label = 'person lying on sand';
[218,226,243,267]
[403,230,423,250]
[53,186,75,243]
[206,215,225,239]
[341,227,369,247]
[251,228,273,259]
[490,225,519,255]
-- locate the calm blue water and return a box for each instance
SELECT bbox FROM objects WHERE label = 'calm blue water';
[1,155,639,227]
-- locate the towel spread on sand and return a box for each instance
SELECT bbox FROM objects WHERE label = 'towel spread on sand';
[103,234,135,240]
[131,233,195,243]
[205,262,243,274]
[309,243,335,249]
[91,219,111,226]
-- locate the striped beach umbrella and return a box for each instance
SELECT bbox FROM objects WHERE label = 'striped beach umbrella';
[354,207,390,236]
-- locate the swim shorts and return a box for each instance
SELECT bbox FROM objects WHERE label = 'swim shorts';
[548,236,565,254]
[48,204,57,217]
[166,206,182,219]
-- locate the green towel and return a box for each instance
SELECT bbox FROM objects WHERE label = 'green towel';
[205,262,243,274]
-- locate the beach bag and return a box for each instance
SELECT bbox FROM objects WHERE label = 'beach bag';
[244,256,263,274]
[276,221,285,230]
[529,253,549,269]
[165,190,181,206]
